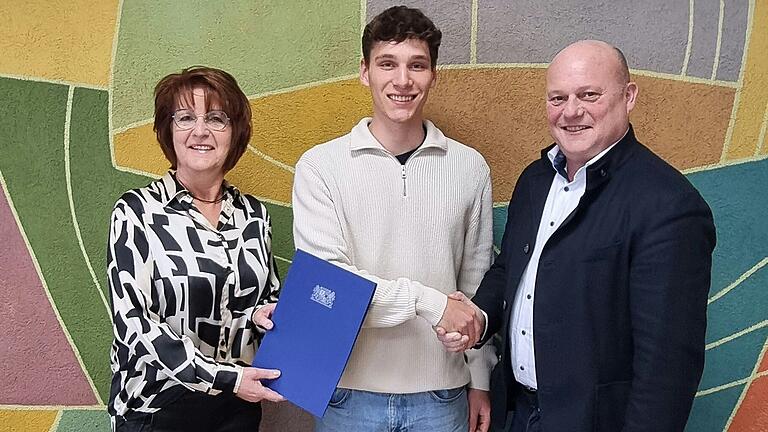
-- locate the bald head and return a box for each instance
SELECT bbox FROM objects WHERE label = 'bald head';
[544,39,638,174]
[549,40,630,85]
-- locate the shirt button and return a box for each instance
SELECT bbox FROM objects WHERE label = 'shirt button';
[549,221,554,226]
[220,340,226,347]
[564,186,570,192]
[600,169,607,177]
[526,294,532,300]
[523,243,530,254]
[520,366,525,371]
[522,330,526,335]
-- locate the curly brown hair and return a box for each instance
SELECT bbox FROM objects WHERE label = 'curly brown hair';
[362,6,442,68]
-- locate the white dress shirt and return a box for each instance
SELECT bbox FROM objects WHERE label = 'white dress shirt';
[509,135,624,389]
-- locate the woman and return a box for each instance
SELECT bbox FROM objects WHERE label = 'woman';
[107,66,283,431]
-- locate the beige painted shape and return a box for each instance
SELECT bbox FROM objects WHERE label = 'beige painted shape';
[113,126,294,205]
[0,0,118,86]
[725,0,768,160]
[0,410,58,432]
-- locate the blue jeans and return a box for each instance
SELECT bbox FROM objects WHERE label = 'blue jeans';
[315,387,468,432]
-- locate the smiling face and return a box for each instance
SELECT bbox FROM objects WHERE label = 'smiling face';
[546,41,637,171]
[360,38,436,129]
[172,86,232,179]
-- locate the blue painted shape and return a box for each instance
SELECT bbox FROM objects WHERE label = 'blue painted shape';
[699,326,768,390]
[705,265,768,343]
[685,384,744,432]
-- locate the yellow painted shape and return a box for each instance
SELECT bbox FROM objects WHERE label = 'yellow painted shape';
[251,79,371,166]
[0,0,118,86]
[724,0,768,160]
[0,410,58,432]
[113,126,294,205]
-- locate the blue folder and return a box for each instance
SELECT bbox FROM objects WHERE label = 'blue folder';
[252,249,376,417]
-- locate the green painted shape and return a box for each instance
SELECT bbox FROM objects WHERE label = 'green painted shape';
[112,0,361,129]
[686,384,744,432]
[263,201,294,275]
[0,78,111,400]
[56,410,110,432]
[68,88,150,304]
[686,159,768,296]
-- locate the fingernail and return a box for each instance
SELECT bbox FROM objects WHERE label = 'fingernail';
[272,370,280,377]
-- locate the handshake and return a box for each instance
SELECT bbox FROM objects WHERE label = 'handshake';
[434,292,485,352]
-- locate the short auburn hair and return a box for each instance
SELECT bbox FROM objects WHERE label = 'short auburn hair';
[153,66,252,172]
[362,6,442,68]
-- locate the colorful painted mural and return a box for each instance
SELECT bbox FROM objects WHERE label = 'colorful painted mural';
[1,1,766,431]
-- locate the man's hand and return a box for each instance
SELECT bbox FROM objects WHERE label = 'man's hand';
[435,292,485,351]
[252,303,277,330]
[468,388,491,432]
[235,367,286,403]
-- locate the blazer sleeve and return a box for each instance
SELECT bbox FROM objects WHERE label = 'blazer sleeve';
[622,190,715,432]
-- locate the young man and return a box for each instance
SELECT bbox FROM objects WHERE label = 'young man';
[291,6,495,432]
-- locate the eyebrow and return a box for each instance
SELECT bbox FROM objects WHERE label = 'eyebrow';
[374,54,430,62]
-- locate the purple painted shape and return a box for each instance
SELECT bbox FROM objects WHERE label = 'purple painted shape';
[0,187,97,405]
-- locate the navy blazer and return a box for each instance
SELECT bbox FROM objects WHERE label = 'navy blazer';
[473,127,716,432]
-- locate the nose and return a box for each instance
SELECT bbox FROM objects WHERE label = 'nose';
[393,66,412,87]
[563,98,583,118]
[191,115,210,136]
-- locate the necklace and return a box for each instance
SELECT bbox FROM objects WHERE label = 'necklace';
[177,178,225,204]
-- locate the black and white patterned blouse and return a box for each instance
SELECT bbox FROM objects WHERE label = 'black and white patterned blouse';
[107,172,280,418]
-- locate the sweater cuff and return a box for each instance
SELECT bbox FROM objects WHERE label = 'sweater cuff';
[415,286,448,326]
[466,344,497,391]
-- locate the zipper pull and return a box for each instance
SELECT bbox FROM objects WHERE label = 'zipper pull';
[401,165,407,197]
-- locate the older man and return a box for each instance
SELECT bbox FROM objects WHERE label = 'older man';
[449,40,715,431]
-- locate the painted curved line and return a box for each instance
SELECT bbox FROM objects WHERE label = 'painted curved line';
[470,0,479,64]
[706,320,768,351]
[275,255,292,265]
[108,0,126,170]
[708,256,768,304]
[711,0,725,80]
[63,86,111,316]
[722,335,768,430]
[696,368,768,397]
[756,99,768,156]
[0,73,106,90]
[48,410,63,432]
[681,0,695,76]
[246,145,295,173]
[0,171,104,406]
[719,0,755,163]
[682,153,768,174]
[0,405,105,411]
[359,0,366,36]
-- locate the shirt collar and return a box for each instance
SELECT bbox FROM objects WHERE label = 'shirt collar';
[348,117,448,153]
[159,171,242,208]
[546,127,629,181]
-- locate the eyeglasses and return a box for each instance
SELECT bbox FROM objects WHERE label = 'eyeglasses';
[172,109,230,131]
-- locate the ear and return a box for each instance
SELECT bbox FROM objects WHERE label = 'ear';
[360,58,370,87]
[624,82,638,113]
[430,67,437,88]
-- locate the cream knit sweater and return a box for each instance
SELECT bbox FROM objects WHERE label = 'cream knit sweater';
[292,118,496,393]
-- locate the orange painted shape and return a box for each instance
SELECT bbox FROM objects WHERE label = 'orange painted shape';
[727,374,768,431]
[0,1,119,86]
[251,79,372,167]
[760,350,768,373]
[0,410,58,432]
[724,0,768,160]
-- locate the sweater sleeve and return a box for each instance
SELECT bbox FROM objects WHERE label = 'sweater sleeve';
[292,158,448,328]
[458,169,497,390]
